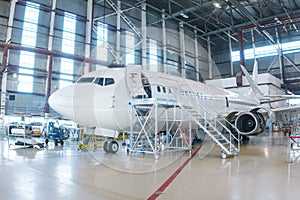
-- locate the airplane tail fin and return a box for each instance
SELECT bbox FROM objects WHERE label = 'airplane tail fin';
[241,60,300,105]
[252,59,258,85]
[240,60,264,97]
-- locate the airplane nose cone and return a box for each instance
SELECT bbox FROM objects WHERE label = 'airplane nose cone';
[48,85,74,119]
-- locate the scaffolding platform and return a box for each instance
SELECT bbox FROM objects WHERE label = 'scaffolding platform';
[128,82,239,159]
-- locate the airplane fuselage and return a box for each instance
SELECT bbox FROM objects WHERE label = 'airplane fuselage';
[49,65,262,137]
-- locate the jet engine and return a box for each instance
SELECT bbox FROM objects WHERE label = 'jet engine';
[234,110,266,136]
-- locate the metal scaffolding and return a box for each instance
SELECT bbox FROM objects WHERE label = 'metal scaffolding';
[127,76,240,159]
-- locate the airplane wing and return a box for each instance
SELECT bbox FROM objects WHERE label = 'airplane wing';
[259,95,300,104]
[271,105,300,113]
[266,95,300,99]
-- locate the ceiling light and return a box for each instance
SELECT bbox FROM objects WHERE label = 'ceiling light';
[180,13,189,19]
[214,2,221,8]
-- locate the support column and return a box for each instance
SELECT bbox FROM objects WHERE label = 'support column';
[179,22,185,78]
[44,0,56,117]
[207,35,213,79]
[116,0,121,64]
[251,29,256,60]
[194,28,199,81]
[228,30,234,77]
[162,9,167,73]
[1,0,18,119]
[84,0,93,73]
[276,27,284,84]
[141,3,147,67]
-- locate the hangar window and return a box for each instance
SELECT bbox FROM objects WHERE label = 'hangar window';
[77,77,95,83]
[96,22,108,66]
[125,31,135,65]
[231,40,300,61]
[149,39,158,72]
[104,78,115,86]
[60,12,76,89]
[18,2,40,93]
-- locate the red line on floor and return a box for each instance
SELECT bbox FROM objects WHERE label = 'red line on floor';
[147,145,202,200]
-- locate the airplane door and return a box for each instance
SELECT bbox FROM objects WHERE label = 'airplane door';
[125,65,146,97]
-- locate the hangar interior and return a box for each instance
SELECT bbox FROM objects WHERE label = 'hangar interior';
[1,0,300,199]
[0,0,300,118]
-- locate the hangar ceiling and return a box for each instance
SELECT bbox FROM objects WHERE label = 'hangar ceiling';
[144,0,300,39]
[125,0,300,94]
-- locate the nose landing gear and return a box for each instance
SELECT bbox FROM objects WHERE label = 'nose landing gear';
[103,140,119,153]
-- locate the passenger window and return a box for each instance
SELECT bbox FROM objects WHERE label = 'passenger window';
[157,86,161,92]
[95,78,104,86]
[169,88,172,94]
[162,87,166,93]
[105,78,115,86]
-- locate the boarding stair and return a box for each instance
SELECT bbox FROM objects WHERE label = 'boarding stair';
[127,69,239,158]
[182,105,239,158]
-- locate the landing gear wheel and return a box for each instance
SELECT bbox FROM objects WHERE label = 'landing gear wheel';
[54,140,58,146]
[109,141,119,153]
[221,153,227,159]
[45,139,49,145]
[103,141,110,153]
[60,140,64,145]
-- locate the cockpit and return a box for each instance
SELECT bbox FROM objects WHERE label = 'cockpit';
[76,77,115,86]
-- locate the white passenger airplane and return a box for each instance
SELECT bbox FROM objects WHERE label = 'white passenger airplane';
[49,62,299,153]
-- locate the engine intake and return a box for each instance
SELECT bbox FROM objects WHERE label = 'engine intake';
[234,111,265,136]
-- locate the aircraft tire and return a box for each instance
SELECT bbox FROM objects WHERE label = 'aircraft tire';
[221,152,227,159]
[109,141,119,153]
[103,141,110,153]
[60,140,64,145]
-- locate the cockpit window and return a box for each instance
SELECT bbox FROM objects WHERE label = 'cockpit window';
[77,77,95,83]
[104,78,114,86]
[94,77,114,86]
[95,77,104,86]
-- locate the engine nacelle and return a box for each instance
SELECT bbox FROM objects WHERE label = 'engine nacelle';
[234,111,266,136]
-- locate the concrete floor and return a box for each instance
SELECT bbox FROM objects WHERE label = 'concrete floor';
[0,132,300,200]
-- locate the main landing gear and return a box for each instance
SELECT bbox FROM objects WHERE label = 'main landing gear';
[103,140,119,153]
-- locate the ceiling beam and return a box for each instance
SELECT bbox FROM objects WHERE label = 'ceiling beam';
[201,3,300,38]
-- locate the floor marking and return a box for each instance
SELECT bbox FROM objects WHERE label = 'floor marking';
[147,145,202,200]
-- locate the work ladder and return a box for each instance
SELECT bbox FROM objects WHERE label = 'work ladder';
[182,105,239,159]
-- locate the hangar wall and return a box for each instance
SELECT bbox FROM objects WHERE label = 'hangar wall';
[0,0,213,116]
[212,27,300,95]
[2,0,299,116]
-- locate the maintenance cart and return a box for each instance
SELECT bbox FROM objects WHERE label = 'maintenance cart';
[45,122,70,146]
